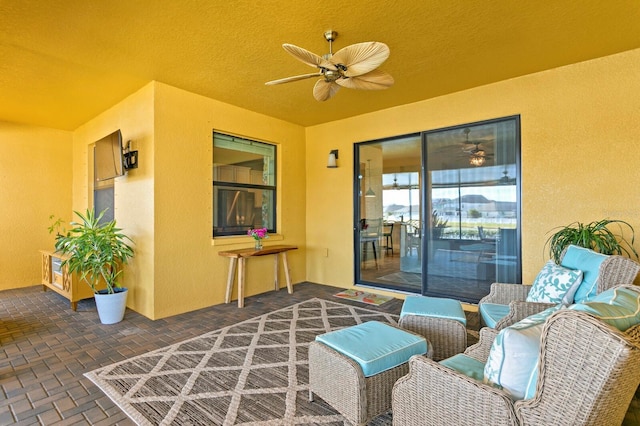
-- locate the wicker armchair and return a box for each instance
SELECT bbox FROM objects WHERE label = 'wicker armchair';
[392,300,640,426]
[479,249,640,330]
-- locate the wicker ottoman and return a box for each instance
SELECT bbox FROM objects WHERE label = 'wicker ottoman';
[309,321,431,426]
[398,295,467,361]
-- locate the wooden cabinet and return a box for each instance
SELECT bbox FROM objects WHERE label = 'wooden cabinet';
[235,166,251,184]
[214,164,252,184]
[213,164,265,209]
[250,169,264,185]
[40,250,101,311]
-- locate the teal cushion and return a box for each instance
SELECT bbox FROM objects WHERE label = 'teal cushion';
[440,354,485,382]
[479,303,511,328]
[401,295,467,326]
[560,245,608,303]
[524,360,539,400]
[483,306,561,400]
[587,286,640,308]
[315,321,428,377]
[569,287,640,331]
[526,260,583,304]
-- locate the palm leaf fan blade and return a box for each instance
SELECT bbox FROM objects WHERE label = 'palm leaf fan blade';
[330,42,390,77]
[313,80,340,101]
[265,73,322,85]
[282,44,336,70]
[336,69,394,90]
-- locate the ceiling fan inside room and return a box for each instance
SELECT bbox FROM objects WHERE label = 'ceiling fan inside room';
[499,170,516,185]
[461,128,494,166]
[265,30,394,101]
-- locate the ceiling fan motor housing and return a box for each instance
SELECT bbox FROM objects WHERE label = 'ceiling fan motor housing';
[324,30,338,42]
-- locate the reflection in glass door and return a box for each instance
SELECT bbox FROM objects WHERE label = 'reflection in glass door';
[355,135,424,292]
[355,116,520,304]
[423,117,520,302]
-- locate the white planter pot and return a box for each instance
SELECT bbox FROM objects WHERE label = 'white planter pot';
[94,288,128,324]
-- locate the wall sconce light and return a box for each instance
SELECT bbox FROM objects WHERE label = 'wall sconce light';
[327,149,339,168]
[123,140,139,170]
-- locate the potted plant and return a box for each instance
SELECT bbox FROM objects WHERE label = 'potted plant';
[431,210,449,239]
[52,208,134,324]
[545,218,638,264]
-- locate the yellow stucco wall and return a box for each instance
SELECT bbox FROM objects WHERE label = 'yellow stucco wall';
[70,82,306,319]
[0,121,72,290]
[72,83,156,316]
[306,48,640,293]
[152,83,306,319]
[4,47,640,314]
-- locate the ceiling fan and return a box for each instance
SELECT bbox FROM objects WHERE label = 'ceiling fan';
[265,30,394,101]
[461,128,493,166]
[499,170,516,185]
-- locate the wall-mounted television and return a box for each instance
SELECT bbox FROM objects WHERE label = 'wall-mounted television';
[94,129,125,181]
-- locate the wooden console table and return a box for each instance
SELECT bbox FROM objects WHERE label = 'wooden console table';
[40,250,100,311]
[218,244,298,308]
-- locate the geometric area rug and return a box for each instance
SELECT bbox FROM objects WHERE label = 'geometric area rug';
[85,298,399,425]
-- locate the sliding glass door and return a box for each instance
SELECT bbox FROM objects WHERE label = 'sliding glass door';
[354,116,520,303]
[355,135,423,292]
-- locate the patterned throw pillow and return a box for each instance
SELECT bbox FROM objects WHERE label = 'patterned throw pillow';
[526,260,583,304]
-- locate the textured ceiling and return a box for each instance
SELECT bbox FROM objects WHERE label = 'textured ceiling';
[1,0,640,131]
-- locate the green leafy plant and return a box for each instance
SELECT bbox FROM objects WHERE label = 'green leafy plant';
[468,208,482,219]
[545,219,638,264]
[431,210,449,239]
[52,209,134,294]
[48,214,68,238]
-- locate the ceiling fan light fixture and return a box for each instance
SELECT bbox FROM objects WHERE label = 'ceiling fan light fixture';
[462,127,494,166]
[469,153,486,167]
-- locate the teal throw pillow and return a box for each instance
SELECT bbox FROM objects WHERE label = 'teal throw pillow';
[569,286,640,331]
[560,245,608,303]
[483,306,562,400]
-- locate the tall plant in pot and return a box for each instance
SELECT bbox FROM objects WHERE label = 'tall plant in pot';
[53,209,134,324]
[545,218,638,264]
[431,210,449,239]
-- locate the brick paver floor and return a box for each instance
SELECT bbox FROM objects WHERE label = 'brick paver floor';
[1,282,638,425]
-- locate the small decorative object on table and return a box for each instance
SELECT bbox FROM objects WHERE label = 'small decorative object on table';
[248,227,268,250]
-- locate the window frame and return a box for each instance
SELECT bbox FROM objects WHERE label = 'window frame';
[212,131,277,237]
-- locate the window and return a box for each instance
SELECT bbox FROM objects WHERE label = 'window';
[213,132,276,237]
[91,145,115,225]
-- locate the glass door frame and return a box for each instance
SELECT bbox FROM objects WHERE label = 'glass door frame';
[421,115,522,301]
[353,115,522,303]
[353,132,422,292]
